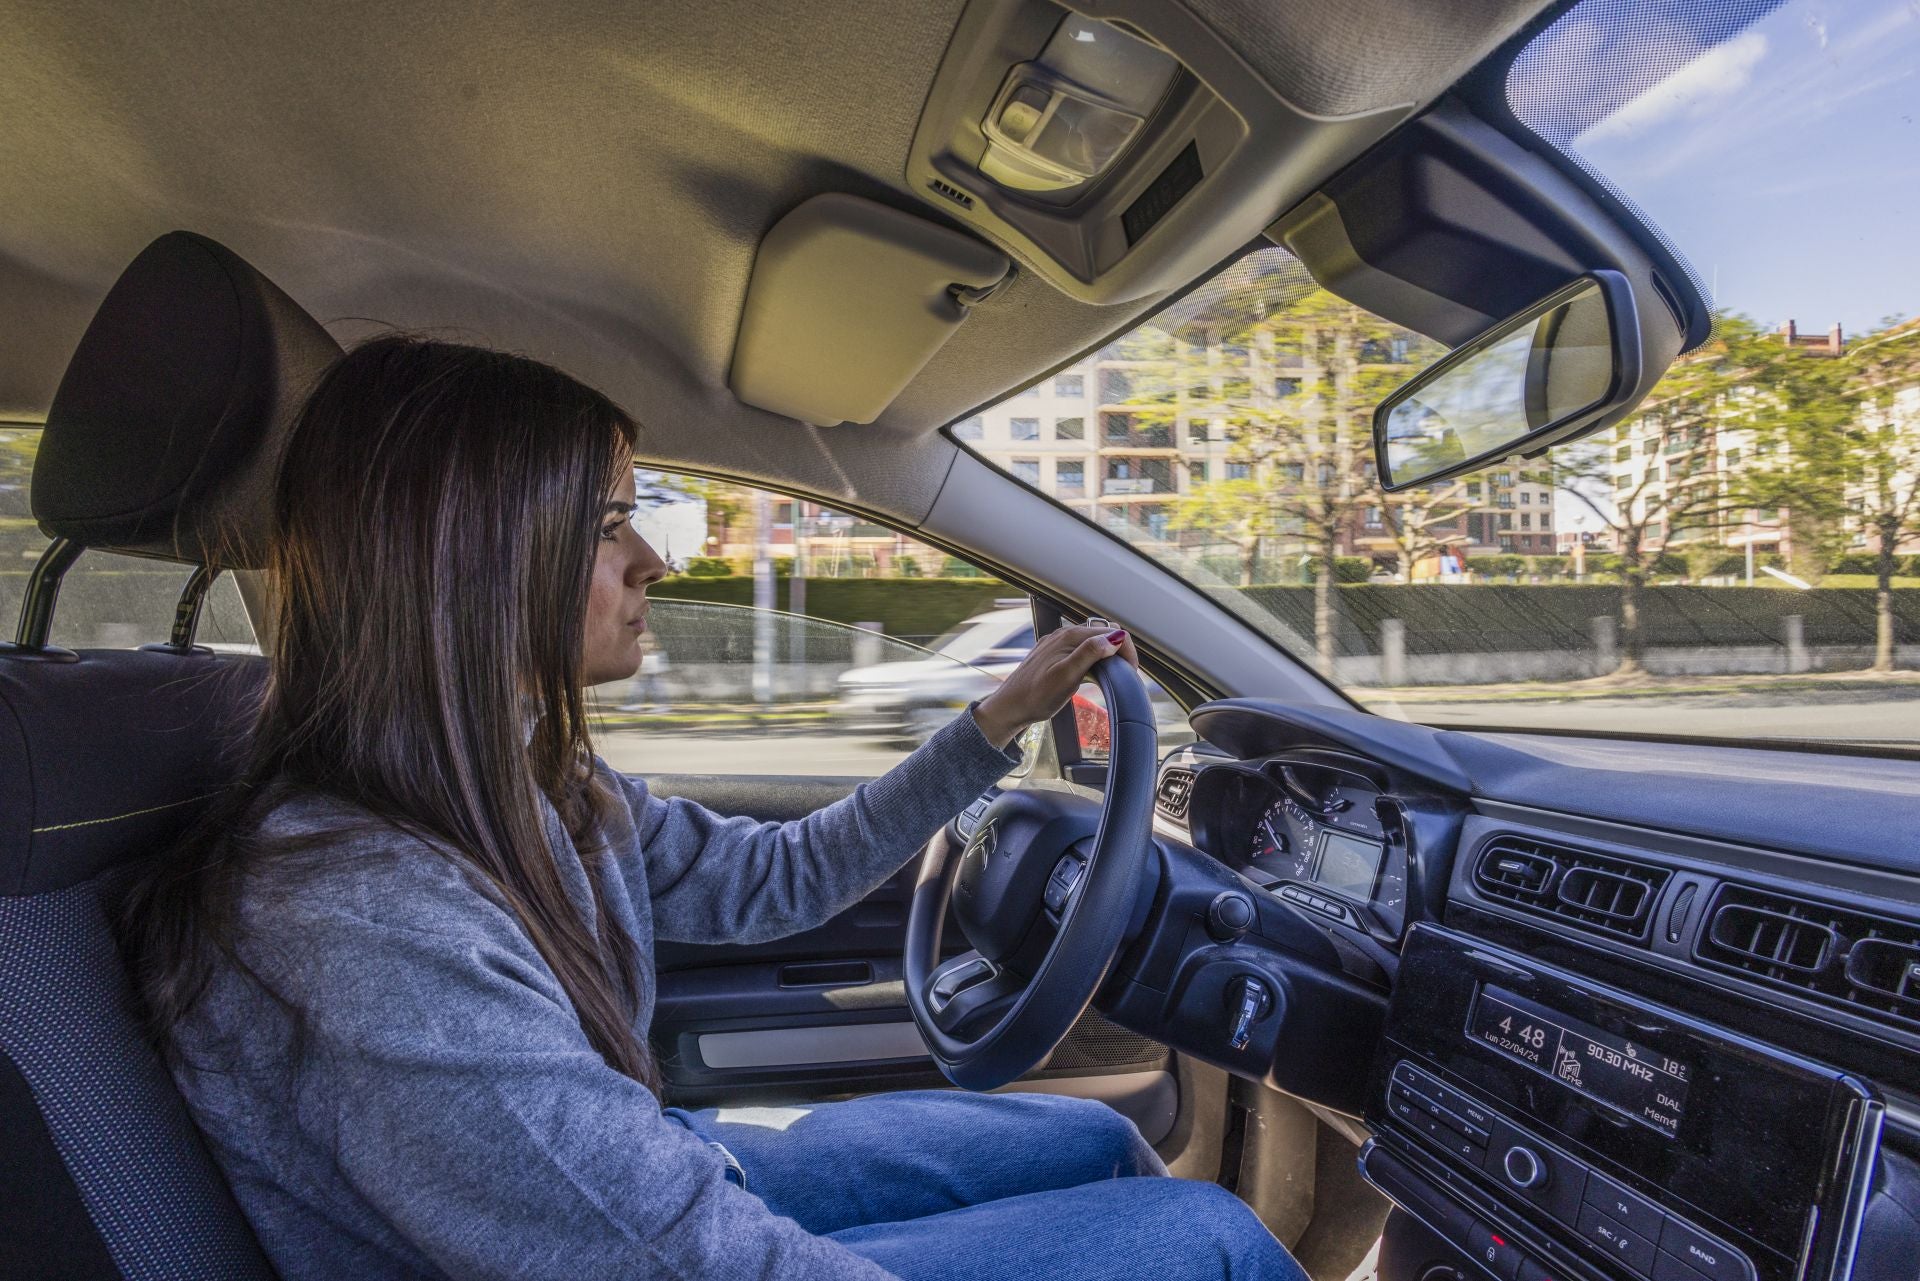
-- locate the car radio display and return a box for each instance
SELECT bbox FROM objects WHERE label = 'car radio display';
[1467,985,1691,1137]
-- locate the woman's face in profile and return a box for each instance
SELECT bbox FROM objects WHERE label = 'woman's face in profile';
[583,463,668,686]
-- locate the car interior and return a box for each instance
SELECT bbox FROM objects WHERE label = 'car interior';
[2,1,1916,1280]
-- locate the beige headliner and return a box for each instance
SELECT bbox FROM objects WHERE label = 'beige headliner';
[2,0,1543,528]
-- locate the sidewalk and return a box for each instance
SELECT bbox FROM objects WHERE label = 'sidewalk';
[588,702,840,734]
[1358,669,1920,706]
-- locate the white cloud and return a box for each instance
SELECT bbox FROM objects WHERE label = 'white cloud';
[1579,30,1771,147]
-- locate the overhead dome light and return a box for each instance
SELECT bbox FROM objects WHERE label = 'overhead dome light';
[978,16,1179,194]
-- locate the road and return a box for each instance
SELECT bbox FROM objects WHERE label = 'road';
[595,691,1920,778]
[597,732,913,777]
[1384,696,1920,744]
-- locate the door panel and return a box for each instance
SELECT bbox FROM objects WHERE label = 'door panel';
[644,772,1174,1138]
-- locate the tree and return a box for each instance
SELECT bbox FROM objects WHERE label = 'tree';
[1557,443,1737,676]
[1128,255,1441,674]
[1727,316,1920,671]
[641,470,752,554]
[1554,319,1764,675]
[1843,320,1920,670]
[1377,479,1477,582]
[1737,321,1863,585]
[1167,477,1281,586]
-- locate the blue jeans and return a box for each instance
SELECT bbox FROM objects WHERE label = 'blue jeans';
[666,1089,1306,1280]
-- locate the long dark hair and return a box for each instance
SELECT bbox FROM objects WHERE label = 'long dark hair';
[119,334,658,1089]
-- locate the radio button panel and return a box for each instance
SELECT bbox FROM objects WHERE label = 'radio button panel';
[1466,1221,1526,1281]
[1366,927,1871,1281]
[1377,1058,1757,1281]
[1584,1171,1667,1243]
[1578,1201,1658,1275]
[1479,1118,1584,1228]
[1658,1215,1758,1281]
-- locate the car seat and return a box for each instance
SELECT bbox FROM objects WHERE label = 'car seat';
[0,231,341,1280]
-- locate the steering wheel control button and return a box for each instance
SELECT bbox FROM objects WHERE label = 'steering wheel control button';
[1656,1218,1756,1281]
[1465,1222,1524,1281]
[1042,855,1085,913]
[1583,1172,1665,1242]
[1206,890,1256,940]
[1576,1204,1657,1276]
[1502,1146,1546,1190]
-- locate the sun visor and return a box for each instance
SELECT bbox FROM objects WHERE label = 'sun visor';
[729,194,1010,426]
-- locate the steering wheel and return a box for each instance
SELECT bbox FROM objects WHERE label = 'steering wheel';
[904,653,1158,1090]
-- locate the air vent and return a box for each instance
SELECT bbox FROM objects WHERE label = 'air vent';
[927,178,974,209]
[1473,837,1670,942]
[1695,885,1920,1029]
[1847,940,1920,1010]
[1155,768,1195,821]
[1706,900,1835,972]
[1559,866,1658,925]
[1482,848,1555,894]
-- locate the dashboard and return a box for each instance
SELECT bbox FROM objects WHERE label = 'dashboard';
[1118,699,1920,1281]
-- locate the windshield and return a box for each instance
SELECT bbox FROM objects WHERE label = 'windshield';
[961,0,1920,749]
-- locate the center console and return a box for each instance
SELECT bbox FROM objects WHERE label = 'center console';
[1361,927,1881,1281]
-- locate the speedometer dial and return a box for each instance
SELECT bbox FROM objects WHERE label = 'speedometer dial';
[1248,796,1316,881]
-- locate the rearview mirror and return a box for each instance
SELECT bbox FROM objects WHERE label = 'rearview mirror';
[1373,271,1640,491]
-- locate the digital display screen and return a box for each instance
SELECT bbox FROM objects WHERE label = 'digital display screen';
[1316,829,1384,899]
[1467,985,1691,1137]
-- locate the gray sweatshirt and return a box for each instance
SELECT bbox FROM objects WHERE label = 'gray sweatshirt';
[170,711,1019,1281]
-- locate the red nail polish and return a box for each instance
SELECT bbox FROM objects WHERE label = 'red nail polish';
[1106,629,1127,644]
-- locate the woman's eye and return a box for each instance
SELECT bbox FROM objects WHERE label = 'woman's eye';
[600,522,624,542]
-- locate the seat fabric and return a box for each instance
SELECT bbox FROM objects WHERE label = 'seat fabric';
[0,649,275,1280]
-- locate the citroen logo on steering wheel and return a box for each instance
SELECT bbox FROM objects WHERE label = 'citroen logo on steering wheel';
[965,820,998,869]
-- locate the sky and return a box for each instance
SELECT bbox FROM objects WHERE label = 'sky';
[1511,0,1920,532]
[1513,0,1919,336]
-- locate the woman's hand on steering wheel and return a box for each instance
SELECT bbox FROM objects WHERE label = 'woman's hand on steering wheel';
[970,623,1140,749]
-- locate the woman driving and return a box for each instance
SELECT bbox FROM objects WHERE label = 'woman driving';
[121,336,1297,1279]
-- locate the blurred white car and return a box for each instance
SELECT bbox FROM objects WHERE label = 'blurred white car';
[835,606,1192,748]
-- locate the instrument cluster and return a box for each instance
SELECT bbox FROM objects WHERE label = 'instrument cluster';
[1192,753,1409,937]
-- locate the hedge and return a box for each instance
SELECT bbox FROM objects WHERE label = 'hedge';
[1829,552,1920,577]
[1302,556,1372,584]
[11,566,1914,662]
[1230,584,1920,657]
[654,576,1016,641]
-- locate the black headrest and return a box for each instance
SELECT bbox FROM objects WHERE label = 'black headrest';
[32,231,342,569]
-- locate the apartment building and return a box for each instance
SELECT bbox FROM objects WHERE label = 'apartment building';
[1602,319,1849,559]
[1347,467,1558,569]
[963,340,1554,576]
[1845,318,1920,557]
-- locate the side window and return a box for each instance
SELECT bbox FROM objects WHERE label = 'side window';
[0,426,255,651]
[593,470,1039,779]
